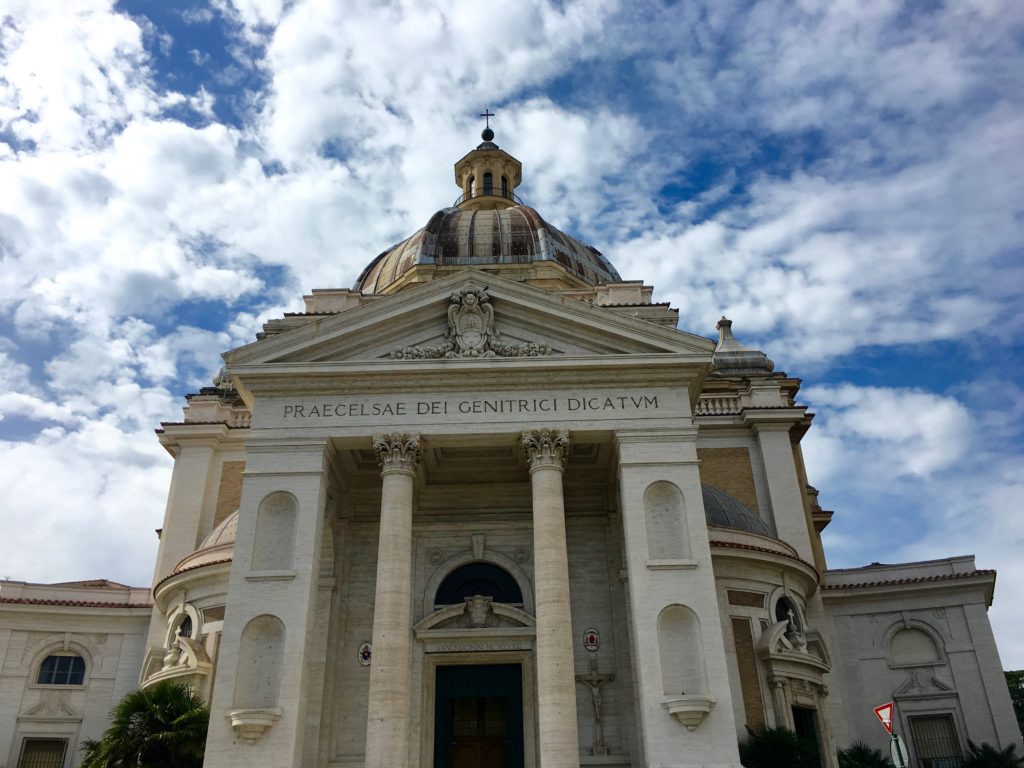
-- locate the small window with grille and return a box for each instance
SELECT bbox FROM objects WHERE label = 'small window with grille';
[909,714,963,768]
[37,654,85,685]
[17,738,67,768]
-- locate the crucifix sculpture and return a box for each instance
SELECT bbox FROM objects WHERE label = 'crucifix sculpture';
[576,657,615,756]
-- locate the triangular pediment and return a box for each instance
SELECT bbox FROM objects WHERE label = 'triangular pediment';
[226,270,714,369]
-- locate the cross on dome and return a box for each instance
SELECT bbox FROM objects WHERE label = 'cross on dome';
[479,108,496,142]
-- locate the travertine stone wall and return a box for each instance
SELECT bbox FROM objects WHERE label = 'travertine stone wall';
[203,440,331,768]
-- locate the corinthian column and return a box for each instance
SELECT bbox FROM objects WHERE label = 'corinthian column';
[522,428,580,768]
[365,433,421,768]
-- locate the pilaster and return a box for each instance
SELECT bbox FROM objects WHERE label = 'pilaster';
[745,414,816,564]
[203,438,333,767]
[616,429,742,768]
[152,434,223,585]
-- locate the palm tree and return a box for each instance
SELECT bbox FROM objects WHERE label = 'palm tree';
[963,740,1024,768]
[80,680,209,768]
[838,741,893,768]
[738,725,819,768]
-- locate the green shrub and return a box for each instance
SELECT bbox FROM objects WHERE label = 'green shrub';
[838,741,893,768]
[963,740,1024,768]
[738,725,819,768]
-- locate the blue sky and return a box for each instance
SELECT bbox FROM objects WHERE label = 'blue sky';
[1,1,1022,665]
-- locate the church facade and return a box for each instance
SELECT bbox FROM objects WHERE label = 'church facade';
[0,132,1020,768]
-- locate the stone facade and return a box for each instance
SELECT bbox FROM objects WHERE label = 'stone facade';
[0,133,1020,768]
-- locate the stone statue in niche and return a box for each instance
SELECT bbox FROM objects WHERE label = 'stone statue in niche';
[391,287,552,359]
[464,595,493,628]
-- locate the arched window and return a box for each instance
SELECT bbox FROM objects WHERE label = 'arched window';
[483,172,493,195]
[435,562,523,606]
[501,175,509,197]
[468,175,475,195]
[775,596,802,629]
[178,615,193,638]
[38,654,85,685]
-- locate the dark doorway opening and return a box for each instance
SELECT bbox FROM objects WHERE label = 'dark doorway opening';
[792,707,823,766]
[434,664,524,768]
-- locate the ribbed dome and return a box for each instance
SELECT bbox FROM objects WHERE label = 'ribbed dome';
[171,511,239,575]
[355,205,621,294]
[702,485,773,536]
[198,511,238,549]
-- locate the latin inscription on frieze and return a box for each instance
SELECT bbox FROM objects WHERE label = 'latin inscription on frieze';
[258,387,686,430]
[282,394,660,420]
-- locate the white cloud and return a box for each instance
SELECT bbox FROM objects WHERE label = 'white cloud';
[802,382,1024,665]
[0,0,1021,668]
[0,2,158,151]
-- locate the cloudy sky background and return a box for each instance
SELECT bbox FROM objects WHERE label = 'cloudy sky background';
[1,1,1022,664]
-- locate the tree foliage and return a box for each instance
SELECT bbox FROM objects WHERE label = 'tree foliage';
[80,680,209,768]
[838,741,893,768]
[739,725,819,768]
[963,740,1024,768]
[1007,670,1024,737]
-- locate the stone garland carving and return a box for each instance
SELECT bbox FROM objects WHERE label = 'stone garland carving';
[373,433,422,473]
[522,428,570,471]
[391,288,551,359]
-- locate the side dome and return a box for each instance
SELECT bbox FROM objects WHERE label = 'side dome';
[702,485,773,536]
[173,510,238,574]
[355,205,621,294]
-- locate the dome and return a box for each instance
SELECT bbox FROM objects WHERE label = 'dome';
[172,511,238,574]
[355,205,621,294]
[199,510,238,549]
[702,485,774,536]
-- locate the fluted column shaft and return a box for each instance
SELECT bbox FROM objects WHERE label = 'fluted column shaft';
[523,429,580,768]
[365,434,421,768]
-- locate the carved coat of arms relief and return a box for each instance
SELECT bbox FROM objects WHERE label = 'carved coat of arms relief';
[391,287,551,359]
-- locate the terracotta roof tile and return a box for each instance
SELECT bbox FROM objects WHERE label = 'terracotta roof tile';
[822,569,995,590]
[0,597,151,609]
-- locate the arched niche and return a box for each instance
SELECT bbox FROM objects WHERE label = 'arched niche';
[890,627,942,666]
[645,481,690,560]
[251,492,297,571]
[234,615,285,709]
[657,604,707,696]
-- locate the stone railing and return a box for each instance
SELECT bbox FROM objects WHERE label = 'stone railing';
[694,395,741,416]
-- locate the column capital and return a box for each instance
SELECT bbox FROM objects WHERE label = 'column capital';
[373,433,422,476]
[522,428,570,473]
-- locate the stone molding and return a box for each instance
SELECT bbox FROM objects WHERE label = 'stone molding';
[372,433,422,475]
[521,428,570,472]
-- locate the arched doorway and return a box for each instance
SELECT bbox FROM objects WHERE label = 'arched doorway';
[421,562,532,768]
